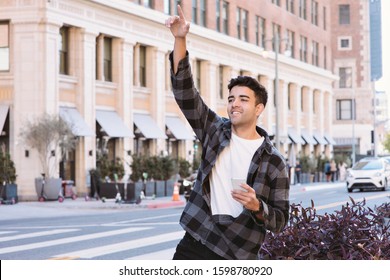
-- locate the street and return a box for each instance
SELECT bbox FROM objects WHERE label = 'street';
[0,182,389,260]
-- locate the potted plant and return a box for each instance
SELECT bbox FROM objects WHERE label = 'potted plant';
[96,155,125,200]
[0,146,18,204]
[19,113,77,201]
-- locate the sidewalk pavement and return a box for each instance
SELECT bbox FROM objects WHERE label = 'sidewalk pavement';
[0,181,345,221]
[0,194,186,221]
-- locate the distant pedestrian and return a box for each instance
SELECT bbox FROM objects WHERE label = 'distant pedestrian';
[330,160,337,182]
[338,161,347,181]
[295,161,301,185]
[324,161,331,182]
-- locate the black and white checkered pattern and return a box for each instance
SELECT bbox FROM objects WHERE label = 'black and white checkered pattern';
[170,52,290,260]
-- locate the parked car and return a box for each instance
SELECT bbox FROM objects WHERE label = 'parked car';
[346,158,390,193]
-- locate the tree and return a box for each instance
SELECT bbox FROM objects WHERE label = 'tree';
[19,114,77,178]
[383,133,390,153]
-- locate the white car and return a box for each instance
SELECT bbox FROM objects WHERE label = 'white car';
[346,158,390,193]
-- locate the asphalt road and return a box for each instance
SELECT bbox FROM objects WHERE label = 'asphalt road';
[0,181,389,260]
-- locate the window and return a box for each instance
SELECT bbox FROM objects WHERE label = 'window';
[195,60,201,91]
[200,0,206,27]
[338,36,352,50]
[272,23,281,52]
[312,41,319,66]
[323,6,327,30]
[219,66,224,99]
[143,0,153,8]
[311,0,318,25]
[323,46,327,69]
[139,45,146,87]
[256,16,266,48]
[300,36,307,62]
[103,37,112,82]
[192,0,198,24]
[236,8,241,39]
[272,0,281,6]
[286,0,295,14]
[164,0,171,14]
[300,88,304,111]
[222,1,229,35]
[59,26,69,75]
[243,10,248,42]
[340,39,349,48]
[299,0,307,20]
[336,99,355,120]
[286,29,295,58]
[339,67,352,88]
[339,4,350,25]
[0,21,10,71]
[216,0,221,32]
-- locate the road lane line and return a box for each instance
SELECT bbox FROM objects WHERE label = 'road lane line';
[0,227,151,255]
[53,230,185,259]
[0,231,17,235]
[315,192,389,210]
[0,229,80,242]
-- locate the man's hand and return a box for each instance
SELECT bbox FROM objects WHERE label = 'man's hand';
[165,5,189,73]
[231,184,263,218]
[165,5,190,38]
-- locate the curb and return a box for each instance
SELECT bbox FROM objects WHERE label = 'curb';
[146,200,185,209]
[300,183,345,192]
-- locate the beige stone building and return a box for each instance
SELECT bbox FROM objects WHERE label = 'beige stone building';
[0,0,337,200]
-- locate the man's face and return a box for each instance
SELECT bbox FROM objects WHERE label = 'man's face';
[227,86,264,128]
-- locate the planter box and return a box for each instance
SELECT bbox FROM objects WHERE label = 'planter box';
[35,178,62,200]
[125,182,143,202]
[165,180,174,196]
[155,180,165,197]
[0,183,18,203]
[144,181,155,196]
[99,182,125,199]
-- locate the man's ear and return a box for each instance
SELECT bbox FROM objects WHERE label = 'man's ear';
[256,103,265,117]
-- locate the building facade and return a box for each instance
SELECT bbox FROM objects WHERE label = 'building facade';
[330,0,380,162]
[0,0,337,200]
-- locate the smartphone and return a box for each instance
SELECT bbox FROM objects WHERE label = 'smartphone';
[231,178,248,192]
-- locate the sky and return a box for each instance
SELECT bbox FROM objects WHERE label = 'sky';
[375,0,389,93]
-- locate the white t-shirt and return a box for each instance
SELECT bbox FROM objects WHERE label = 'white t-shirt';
[210,132,264,217]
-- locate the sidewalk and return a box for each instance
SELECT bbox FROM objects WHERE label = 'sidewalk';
[1,181,345,221]
[292,181,345,192]
[0,195,186,221]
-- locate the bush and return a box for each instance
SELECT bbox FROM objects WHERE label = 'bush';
[259,198,389,260]
[0,148,17,184]
[177,158,191,178]
[129,154,175,181]
[96,155,125,181]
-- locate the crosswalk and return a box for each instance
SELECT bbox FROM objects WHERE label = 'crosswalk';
[0,225,184,260]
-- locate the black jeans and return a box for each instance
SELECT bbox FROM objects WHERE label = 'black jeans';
[172,232,226,260]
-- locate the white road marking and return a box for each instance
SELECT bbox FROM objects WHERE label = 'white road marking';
[53,230,184,259]
[0,229,79,242]
[0,227,151,255]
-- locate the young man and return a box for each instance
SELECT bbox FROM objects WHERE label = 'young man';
[165,6,290,260]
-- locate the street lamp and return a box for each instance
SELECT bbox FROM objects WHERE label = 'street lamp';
[274,34,280,151]
[262,33,289,152]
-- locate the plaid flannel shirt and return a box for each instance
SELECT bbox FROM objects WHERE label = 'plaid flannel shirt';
[170,52,290,260]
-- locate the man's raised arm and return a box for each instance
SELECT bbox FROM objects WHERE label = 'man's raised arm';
[165,5,190,74]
